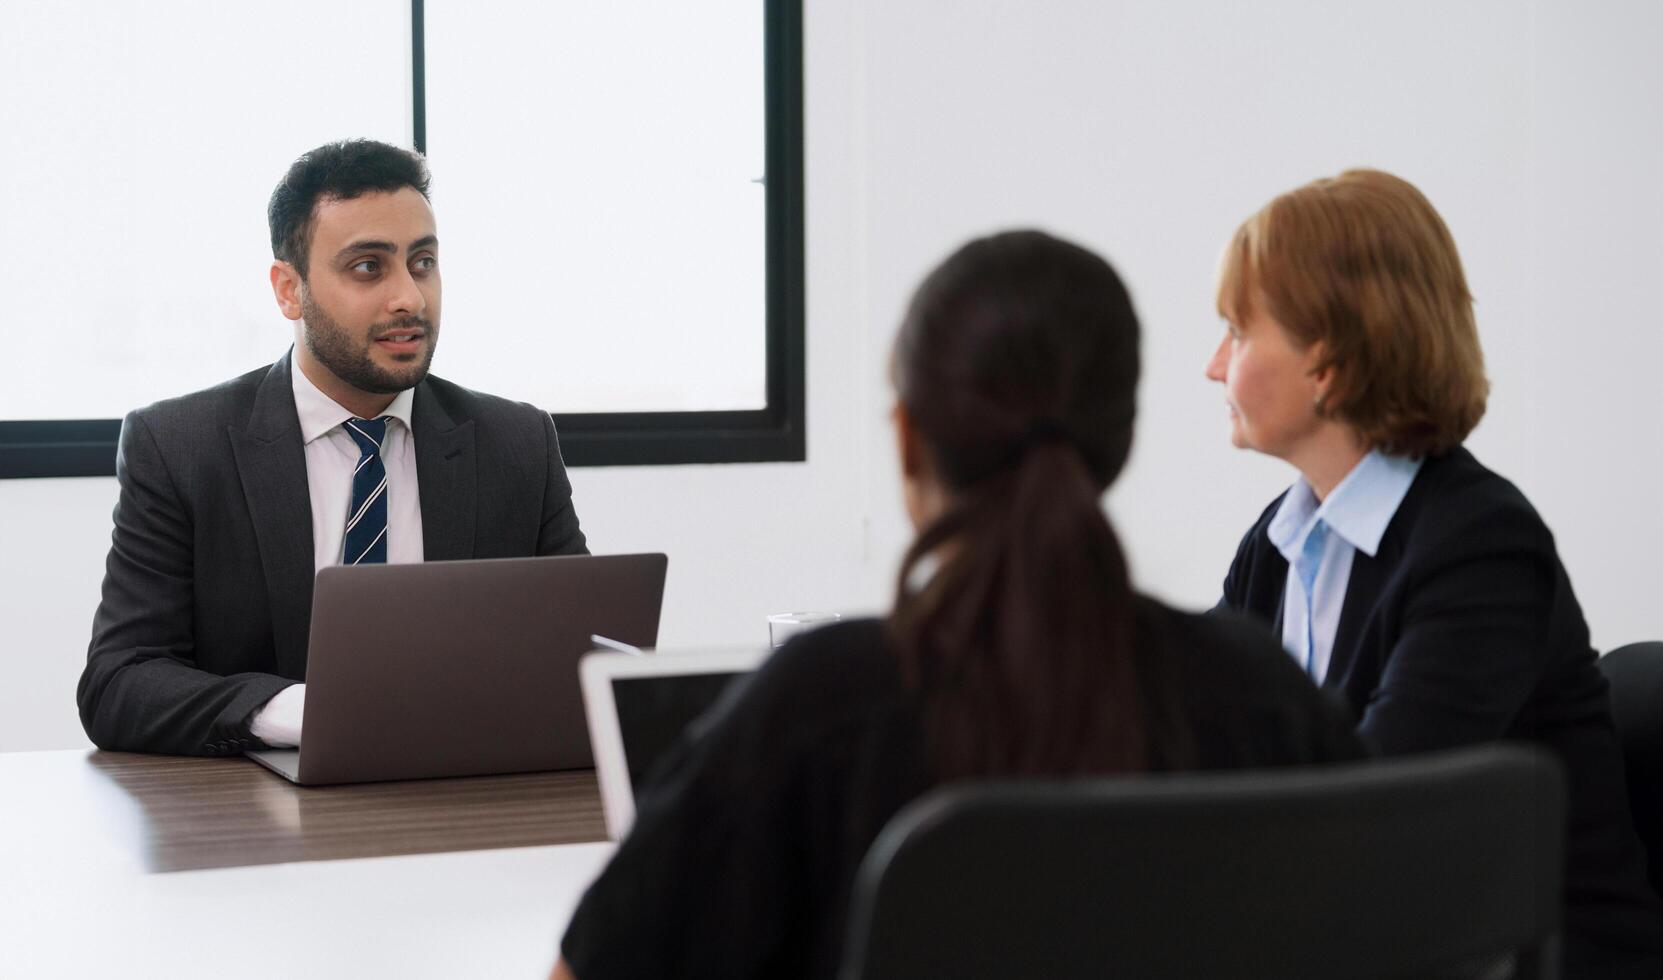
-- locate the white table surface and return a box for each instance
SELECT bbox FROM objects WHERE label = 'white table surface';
[1,750,615,978]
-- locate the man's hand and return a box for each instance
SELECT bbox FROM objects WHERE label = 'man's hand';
[249,684,306,747]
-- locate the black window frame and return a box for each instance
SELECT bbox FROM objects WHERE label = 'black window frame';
[0,0,804,477]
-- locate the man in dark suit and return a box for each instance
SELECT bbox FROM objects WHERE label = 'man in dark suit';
[78,139,586,756]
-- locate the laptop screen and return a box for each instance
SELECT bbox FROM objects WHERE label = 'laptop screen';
[611,672,747,796]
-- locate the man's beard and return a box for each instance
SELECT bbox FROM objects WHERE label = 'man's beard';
[300,291,438,395]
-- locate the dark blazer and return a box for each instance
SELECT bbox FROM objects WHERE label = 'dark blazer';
[78,355,587,757]
[1222,447,1663,978]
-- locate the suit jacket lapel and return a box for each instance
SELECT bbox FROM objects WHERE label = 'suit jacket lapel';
[1330,547,1389,689]
[1270,562,1288,637]
[413,382,477,561]
[1328,456,1439,690]
[228,356,315,679]
[1254,547,1290,638]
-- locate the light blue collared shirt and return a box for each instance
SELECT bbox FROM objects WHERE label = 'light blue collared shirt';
[1266,450,1422,683]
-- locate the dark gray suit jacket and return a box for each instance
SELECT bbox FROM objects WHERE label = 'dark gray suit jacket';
[78,355,588,756]
[1221,447,1663,976]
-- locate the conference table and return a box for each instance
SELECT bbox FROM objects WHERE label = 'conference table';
[0,749,618,978]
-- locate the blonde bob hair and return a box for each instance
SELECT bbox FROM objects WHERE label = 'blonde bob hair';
[1216,169,1488,457]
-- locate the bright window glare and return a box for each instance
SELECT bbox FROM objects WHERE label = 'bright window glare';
[422,2,768,413]
[0,1,769,421]
[0,0,411,421]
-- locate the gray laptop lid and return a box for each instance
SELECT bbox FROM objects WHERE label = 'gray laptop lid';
[281,552,666,786]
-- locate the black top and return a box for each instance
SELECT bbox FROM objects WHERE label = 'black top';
[1220,446,1663,978]
[562,598,1365,980]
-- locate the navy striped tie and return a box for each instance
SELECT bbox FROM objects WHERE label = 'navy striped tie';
[342,417,391,565]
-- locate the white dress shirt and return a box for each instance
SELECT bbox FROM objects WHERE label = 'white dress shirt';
[1266,450,1421,684]
[250,353,425,747]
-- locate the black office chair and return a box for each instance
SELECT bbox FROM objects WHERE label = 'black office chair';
[1599,641,1663,900]
[840,746,1565,980]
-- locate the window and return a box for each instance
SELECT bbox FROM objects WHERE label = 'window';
[0,0,803,476]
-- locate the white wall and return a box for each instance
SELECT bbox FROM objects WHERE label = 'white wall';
[5,0,1661,752]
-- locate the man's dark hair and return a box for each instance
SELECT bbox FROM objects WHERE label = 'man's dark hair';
[267,139,431,279]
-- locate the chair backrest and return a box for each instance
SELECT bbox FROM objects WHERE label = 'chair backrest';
[1599,641,1663,900]
[840,745,1564,980]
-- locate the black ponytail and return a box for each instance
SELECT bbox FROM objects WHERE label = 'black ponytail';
[886,231,1193,779]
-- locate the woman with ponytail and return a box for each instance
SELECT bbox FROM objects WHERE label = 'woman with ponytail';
[553,231,1362,980]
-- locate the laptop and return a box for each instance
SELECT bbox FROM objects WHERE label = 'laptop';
[248,552,668,786]
[579,647,769,839]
